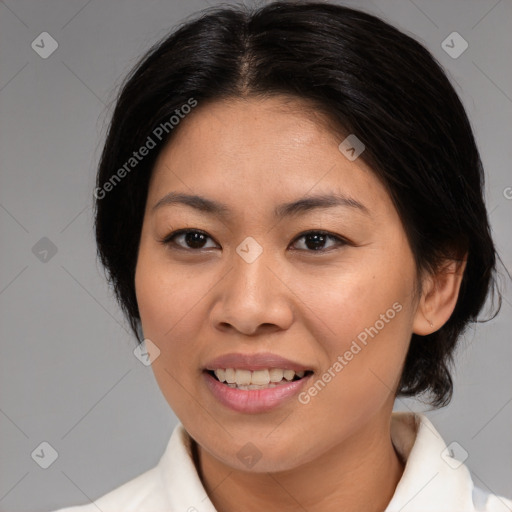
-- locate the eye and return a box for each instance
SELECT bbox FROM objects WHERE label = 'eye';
[160,229,218,250]
[290,230,347,252]
[160,229,348,253]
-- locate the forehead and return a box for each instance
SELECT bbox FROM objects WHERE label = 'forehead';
[147,96,389,215]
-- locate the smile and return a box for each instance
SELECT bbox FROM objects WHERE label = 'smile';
[203,369,314,413]
[208,368,310,389]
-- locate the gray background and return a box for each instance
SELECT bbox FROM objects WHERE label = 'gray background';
[0,0,511,510]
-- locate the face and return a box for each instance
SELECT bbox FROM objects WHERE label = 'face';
[135,96,421,472]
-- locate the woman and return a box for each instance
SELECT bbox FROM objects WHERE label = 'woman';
[54,1,511,511]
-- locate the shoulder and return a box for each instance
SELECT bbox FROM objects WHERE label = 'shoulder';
[472,485,512,512]
[49,424,191,512]
[388,412,512,512]
[49,423,211,512]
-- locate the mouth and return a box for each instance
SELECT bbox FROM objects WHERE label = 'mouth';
[202,352,315,413]
[205,368,314,390]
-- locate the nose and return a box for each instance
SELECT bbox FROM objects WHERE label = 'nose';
[210,249,294,337]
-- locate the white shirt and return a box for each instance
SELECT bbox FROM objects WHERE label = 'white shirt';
[52,412,511,512]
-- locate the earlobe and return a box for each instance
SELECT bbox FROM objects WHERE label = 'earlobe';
[413,256,467,336]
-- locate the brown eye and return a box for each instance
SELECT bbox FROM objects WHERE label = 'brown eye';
[161,229,218,250]
[290,230,346,252]
[160,228,347,253]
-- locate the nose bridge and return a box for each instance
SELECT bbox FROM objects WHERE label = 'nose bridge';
[211,235,293,334]
[230,235,278,302]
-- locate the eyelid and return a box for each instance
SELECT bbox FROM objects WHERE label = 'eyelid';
[290,229,349,251]
[159,228,219,248]
[159,228,350,252]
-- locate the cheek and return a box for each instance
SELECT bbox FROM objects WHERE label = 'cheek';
[135,242,205,340]
[293,302,412,458]
[291,254,412,350]
[291,254,414,416]
[135,248,215,413]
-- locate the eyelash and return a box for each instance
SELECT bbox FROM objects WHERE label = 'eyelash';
[159,228,349,253]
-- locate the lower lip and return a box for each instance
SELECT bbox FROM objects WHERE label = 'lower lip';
[203,371,312,414]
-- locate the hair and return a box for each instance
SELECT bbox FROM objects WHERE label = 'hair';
[94,1,501,407]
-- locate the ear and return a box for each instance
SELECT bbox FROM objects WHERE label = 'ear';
[413,255,467,335]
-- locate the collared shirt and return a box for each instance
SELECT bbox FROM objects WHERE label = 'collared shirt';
[52,412,512,512]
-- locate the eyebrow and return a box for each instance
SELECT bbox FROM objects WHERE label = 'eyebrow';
[152,191,370,219]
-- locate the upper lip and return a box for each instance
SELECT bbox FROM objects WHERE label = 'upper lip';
[204,352,312,372]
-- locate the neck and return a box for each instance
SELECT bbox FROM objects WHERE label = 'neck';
[194,413,405,512]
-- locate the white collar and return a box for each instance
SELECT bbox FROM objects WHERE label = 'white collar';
[156,412,478,511]
[159,421,217,512]
[385,412,475,511]
[116,412,509,512]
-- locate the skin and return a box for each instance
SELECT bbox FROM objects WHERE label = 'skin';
[135,96,465,512]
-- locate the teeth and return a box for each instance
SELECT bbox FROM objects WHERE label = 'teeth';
[236,369,252,386]
[251,369,270,385]
[226,383,279,390]
[269,368,284,382]
[283,369,295,381]
[212,368,308,387]
[225,368,236,383]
